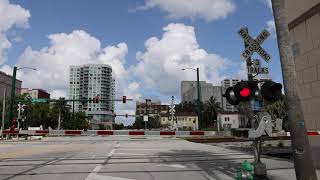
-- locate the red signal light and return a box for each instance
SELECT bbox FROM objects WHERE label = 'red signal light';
[240,87,251,97]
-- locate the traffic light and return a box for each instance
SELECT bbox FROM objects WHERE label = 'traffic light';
[223,81,258,105]
[224,80,283,105]
[122,96,126,103]
[261,81,283,102]
[125,113,128,118]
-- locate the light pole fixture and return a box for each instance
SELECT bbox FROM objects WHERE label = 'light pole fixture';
[9,66,37,125]
[181,67,202,129]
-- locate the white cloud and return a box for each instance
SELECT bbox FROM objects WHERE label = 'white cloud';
[0,0,30,64]
[266,19,276,37]
[0,30,140,124]
[132,23,230,96]
[265,0,272,9]
[137,0,235,22]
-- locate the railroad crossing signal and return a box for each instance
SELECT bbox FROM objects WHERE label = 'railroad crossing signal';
[248,112,272,138]
[238,28,271,62]
[223,80,283,105]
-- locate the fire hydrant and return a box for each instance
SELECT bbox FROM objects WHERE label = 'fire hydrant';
[235,160,254,180]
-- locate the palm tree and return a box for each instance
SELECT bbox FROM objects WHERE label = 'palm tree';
[265,95,288,130]
[204,96,222,128]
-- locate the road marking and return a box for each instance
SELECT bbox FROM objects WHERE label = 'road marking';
[118,148,160,151]
[93,174,135,180]
[85,143,118,180]
[113,153,146,156]
[156,164,186,168]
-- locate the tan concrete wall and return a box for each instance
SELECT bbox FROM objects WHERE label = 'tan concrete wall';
[288,5,320,168]
[285,0,320,22]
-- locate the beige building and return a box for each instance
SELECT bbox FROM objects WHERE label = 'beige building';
[21,88,50,99]
[0,71,22,99]
[218,112,240,129]
[285,0,320,168]
[160,112,198,130]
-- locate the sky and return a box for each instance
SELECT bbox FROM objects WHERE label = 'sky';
[0,0,281,125]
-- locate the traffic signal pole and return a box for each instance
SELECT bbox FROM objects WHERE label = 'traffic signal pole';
[271,0,317,179]
[8,66,17,126]
[196,68,202,129]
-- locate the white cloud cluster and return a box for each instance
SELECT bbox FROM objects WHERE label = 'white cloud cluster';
[1,29,140,124]
[266,19,276,37]
[137,0,235,22]
[264,0,272,10]
[132,23,230,96]
[0,0,30,64]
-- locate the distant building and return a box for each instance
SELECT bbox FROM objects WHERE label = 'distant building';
[0,71,22,99]
[21,88,50,99]
[181,81,223,106]
[181,81,207,102]
[217,112,240,129]
[221,78,240,112]
[136,101,169,116]
[69,64,114,124]
[160,112,198,130]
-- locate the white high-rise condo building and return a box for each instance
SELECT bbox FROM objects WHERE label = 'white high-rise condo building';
[69,64,115,122]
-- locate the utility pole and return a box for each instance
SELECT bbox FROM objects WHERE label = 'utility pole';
[145,99,149,130]
[1,89,6,139]
[8,66,17,125]
[58,108,61,130]
[271,0,317,179]
[196,68,202,129]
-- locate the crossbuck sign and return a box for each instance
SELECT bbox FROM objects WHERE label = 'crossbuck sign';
[238,27,271,62]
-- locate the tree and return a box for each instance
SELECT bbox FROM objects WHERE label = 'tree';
[237,102,254,128]
[113,123,124,130]
[133,116,144,129]
[265,95,288,131]
[147,115,161,129]
[204,96,222,128]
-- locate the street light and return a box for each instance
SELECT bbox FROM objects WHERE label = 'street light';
[181,67,202,129]
[8,66,37,125]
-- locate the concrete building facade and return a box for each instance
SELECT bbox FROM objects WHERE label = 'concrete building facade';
[0,71,22,99]
[160,112,198,130]
[217,112,240,129]
[284,0,320,168]
[69,64,114,123]
[136,101,169,116]
[21,88,50,99]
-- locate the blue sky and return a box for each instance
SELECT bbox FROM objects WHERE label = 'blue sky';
[1,0,280,124]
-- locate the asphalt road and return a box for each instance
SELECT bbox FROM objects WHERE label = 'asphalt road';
[0,136,318,180]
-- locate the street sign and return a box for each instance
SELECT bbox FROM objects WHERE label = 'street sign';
[25,95,32,101]
[31,98,48,103]
[247,66,269,74]
[238,28,271,62]
[143,115,148,122]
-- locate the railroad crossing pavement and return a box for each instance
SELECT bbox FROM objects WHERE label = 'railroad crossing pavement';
[0,136,319,180]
